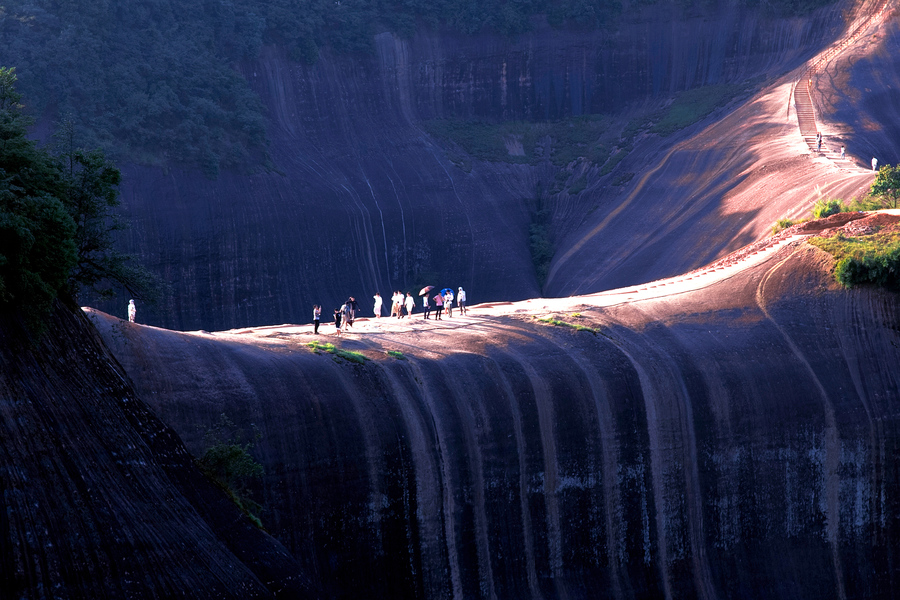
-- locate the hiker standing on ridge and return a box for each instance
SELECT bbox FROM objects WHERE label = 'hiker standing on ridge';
[433,293,443,320]
[404,292,415,318]
[444,289,454,318]
[457,287,467,315]
[873,157,878,171]
[373,292,383,318]
[391,290,403,318]
[128,299,136,323]
[313,305,321,334]
[346,297,359,328]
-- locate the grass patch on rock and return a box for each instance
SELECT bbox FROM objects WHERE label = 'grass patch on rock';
[649,82,748,136]
[809,229,900,289]
[307,340,369,363]
[538,316,598,334]
[423,115,616,167]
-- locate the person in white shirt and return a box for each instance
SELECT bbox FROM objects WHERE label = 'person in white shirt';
[404,292,415,318]
[457,287,467,315]
[391,291,404,318]
[373,293,383,318]
[444,289,454,317]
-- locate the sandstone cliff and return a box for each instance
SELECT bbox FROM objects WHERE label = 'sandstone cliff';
[107,0,885,330]
[0,303,318,598]
[89,220,900,599]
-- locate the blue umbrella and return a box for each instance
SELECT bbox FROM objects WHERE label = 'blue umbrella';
[440,288,452,295]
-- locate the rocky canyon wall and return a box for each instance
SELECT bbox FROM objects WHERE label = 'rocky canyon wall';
[0,303,317,598]
[109,2,854,331]
[90,242,900,600]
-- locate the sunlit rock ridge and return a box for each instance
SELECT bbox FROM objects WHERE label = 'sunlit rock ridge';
[2,0,900,598]
[88,229,900,599]
[111,0,880,331]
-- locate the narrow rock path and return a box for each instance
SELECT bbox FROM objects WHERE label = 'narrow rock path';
[796,0,891,171]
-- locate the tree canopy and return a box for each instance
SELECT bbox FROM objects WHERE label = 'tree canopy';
[0,68,155,329]
[870,164,900,209]
[0,0,838,175]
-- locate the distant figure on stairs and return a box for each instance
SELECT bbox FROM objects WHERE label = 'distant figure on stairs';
[840,145,845,160]
[816,132,822,152]
[873,157,878,171]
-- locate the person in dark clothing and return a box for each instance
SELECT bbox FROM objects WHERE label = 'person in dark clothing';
[423,294,431,319]
[313,305,321,334]
[334,308,342,335]
[346,297,360,327]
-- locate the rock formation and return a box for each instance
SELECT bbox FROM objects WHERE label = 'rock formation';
[88,214,900,598]
[3,1,900,598]
[0,303,318,598]
[105,0,888,331]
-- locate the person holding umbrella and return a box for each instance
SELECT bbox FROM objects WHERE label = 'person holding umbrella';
[419,285,433,319]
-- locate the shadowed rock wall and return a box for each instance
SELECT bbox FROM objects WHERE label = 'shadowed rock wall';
[0,304,317,598]
[91,244,900,599]
[109,3,851,330]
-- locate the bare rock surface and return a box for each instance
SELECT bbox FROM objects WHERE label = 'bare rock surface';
[0,304,319,599]
[103,1,875,331]
[88,216,900,598]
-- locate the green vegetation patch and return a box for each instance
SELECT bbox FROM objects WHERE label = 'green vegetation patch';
[307,340,369,363]
[0,68,157,330]
[423,115,615,167]
[650,83,748,136]
[811,198,844,219]
[809,230,900,289]
[538,316,598,334]
[386,350,406,360]
[771,218,795,235]
[197,414,265,528]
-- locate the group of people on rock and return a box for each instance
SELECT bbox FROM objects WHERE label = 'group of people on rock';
[312,287,468,335]
[375,287,467,320]
[311,297,361,336]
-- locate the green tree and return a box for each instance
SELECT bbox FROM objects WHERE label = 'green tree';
[54,118,160,303]
[869,164,900,209]
[0,67,158,329]
[0,67,78,327]
[198,414,266,526]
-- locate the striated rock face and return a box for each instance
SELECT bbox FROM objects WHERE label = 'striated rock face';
[107,3,856,331]
[90,238,900,599]
[0,303,318,598]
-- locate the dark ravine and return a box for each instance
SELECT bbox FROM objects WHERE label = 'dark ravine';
[0,302,319,599]
[103,1,865,331]
[88,236,900,600]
